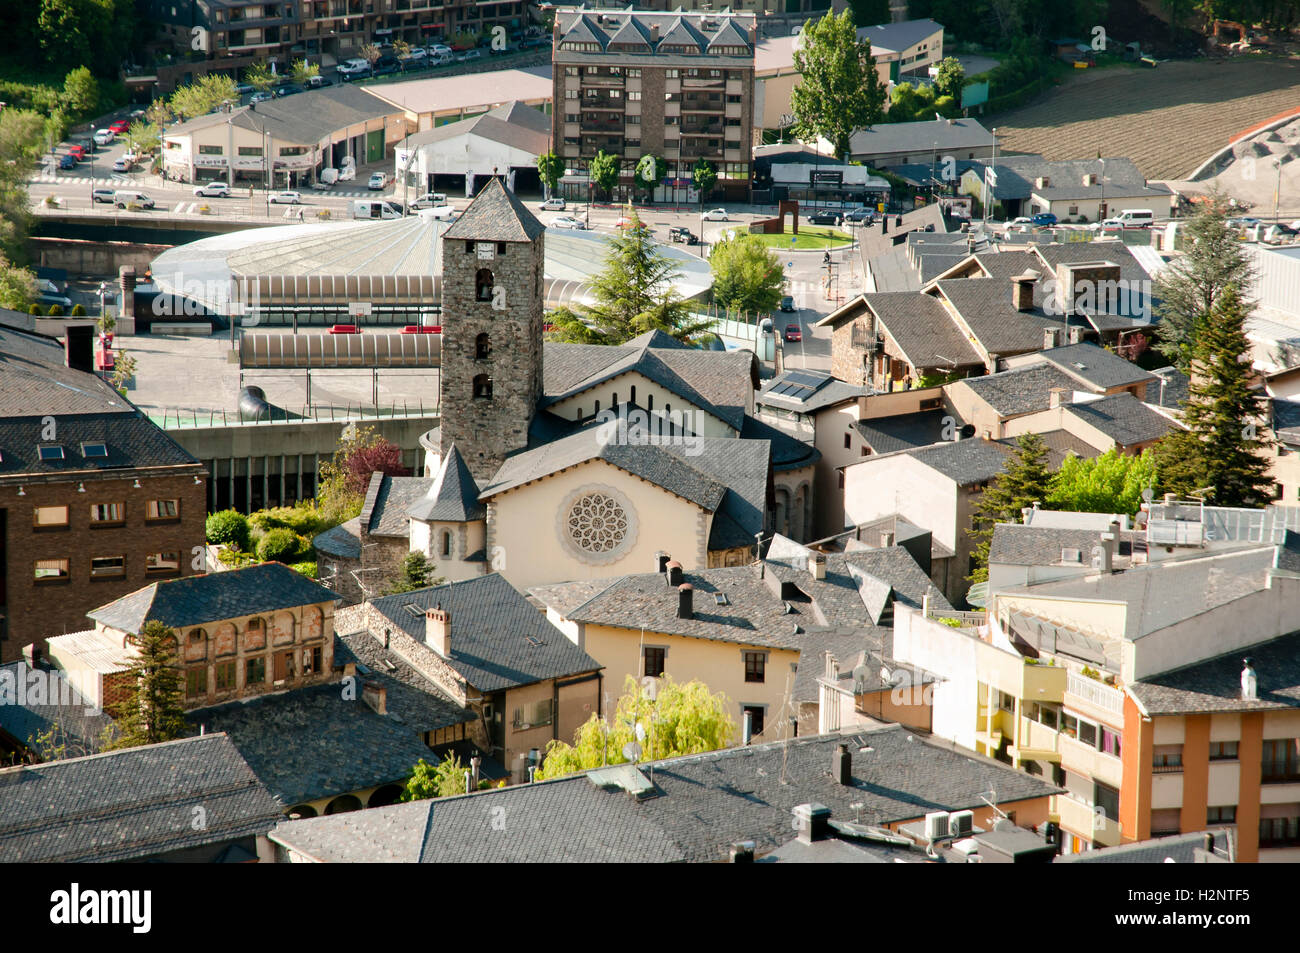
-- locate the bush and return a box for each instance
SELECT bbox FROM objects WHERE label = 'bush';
[288,560,318,579]
[28,304,41,314]
[70,303,86,315]
[249,502,330,537]
[256,527,300,562]
[205,509,251,549]
[46,304,63,316]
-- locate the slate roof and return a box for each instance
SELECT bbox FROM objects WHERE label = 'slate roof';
[1129,630,1300,716]
[960,363,1082,417]
[789,626,890,704]
[407,444,485,522]
[1150,366,1191,412]
[333,632,473,727]
[0,734,282,862]
[740,414,819,471]
[170,82,396,148]
[757,369,861,414]
[1034,342,1158,391]
[996,429,1100,467]
[1055,829,1233,863]
[312,518,361,559]
[87,562,338,634]
[1064,393,1177,447]
[856,409,949,454]
[269,725,1060,863]
[364,475,433,537]
[994,155,1168,203]
[443,177,545,243]
[668,436,770,550]
[0,661,113,758]
[364,574,603,692]
[1031,239,1156,287]
[989,524,1129,567]
[864,291,983,370]
[933,278,1080,358]
[906,438,1013,485]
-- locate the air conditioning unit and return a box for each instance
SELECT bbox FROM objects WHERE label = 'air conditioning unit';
[950,809,974,837]
[924,811,950,841]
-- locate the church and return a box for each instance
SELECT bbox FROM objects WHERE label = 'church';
[314,180,818,597]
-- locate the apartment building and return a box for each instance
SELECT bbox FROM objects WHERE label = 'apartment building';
[0,326,206,663]
[551,8,757,202]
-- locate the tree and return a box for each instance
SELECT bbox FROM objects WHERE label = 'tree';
[289,58,320,87]
[206,509,252,549]
[589,148,620,201]
[316,424,411,523]
[790,9,886,160]
[692,157,717,206]
[383,551,446,595]
[933,56,966,102]
[108,348,136,392]
[393,38,411,59]
[243,62,275,93]
[256,527,300,562]
[1153,284,1274,506]
[634,153,667,202]
[709,234,785,316]
[402,753,478,801]
[360,43,382,67]
[1154,197,1254,372]
[1046,448,1157,514]
[536,150,563,199]
[546,209,714,346]
[126,119,160,156]
[169,74,239,121]
[0,254,37,312]
[967,433,1052,583]
[104,620,187,750]
[62,66,98,117]
[536,675,737,780]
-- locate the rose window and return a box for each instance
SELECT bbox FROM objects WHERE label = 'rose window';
[567,492,630,553]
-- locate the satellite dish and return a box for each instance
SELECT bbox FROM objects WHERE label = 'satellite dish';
[640,676,658,700]
[1142,487,1154,503]
[622,741,642,763]
[635,721,647,743]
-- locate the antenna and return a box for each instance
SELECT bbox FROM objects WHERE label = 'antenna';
[978,789,1009,820]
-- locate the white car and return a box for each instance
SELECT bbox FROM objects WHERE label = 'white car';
[368,172,388,190]
[702,208,728,221]
[455,49,483,62]
[403,47,428,61]
[337,58,370,77]
[550,215,587,229]
[540,197,566,211]
[270,190,302,204]
[92,128,115,146]
[194,181,231,198]
[409,192,448,209]
[427,43,452,56]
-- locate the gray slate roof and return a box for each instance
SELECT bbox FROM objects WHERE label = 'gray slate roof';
[1034,342,1158,391]
[269,725,1060,863]
[405,101,550,155]
[933,278,1079,358]
[960,363,1082,417]
[989,524,1130,567]
[1064,392,1176,447]
[848,119,994,159]
[1055,829,1233,863]
[0,661,113,758]
[1150,366,1191,412]
[757,369,861,414]
[740,414,819,472]
[88,562,338,634]
[407,443,485,522]
[856,409,949,454]
[906,437,1013,485]
[1129,629,1300,716]
[171,82,396,148]
[443,177,545,243]
[364,574,602,692]
[364,474,433,537]
[864,291,983,370]
[0,733,282,862]
[312,518,361,559]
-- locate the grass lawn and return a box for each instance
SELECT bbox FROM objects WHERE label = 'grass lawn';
[749,226,853,250]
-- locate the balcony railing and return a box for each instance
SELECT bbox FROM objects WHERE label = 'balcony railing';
[1067,672,1124,716]
[681,124,723,136]
[581,74,625,87]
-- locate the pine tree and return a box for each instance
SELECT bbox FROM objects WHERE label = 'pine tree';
[104,620,187,749]
[1153,283,1273,506]
[967,433,1052,584]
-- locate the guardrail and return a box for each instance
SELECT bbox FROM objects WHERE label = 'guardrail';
[1066,671,1125,716]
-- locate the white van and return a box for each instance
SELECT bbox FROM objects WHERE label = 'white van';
[1109,208,1156,227]
[113,190,154,209]
[352,199,403,220]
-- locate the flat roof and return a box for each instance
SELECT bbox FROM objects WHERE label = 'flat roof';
[368,66,554,115]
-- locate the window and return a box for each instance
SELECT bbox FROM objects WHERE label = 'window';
[34,558,69,581]
[237,146,263,157]
[441,531,452,558]
[199,144,224,155]
[1094,781,1120,822]
[512,698,553,730]
[744,651,766,683]
[215,660,236,691]
[996,689,1015,713]
[565,65,578,76]
[475,332,491,359]
[843,434,851,450]
[627,90,641,101]
[38,445,65,460]
[302,646,322,675]
[1078,719,1098,748]
[146,551,181,574]
[278,145,307,156]
[665,69,679,78]
[475,268,494,302]
[90,502,124,524]
[1259,807,1300,847]
[628,68,640,77]
[246,656,266,685]
[90,555,125,578]
[643,646,666,678]
[1207,805,1236,824]
[1262,738,1300,783]
[1099,725,1122,759]
[185,667,206,698]
[742,705,765,736]
[1153,744,1183,772]
[147,499,179,520]
[1031,702,1058,729]
[473,374,493,399]
[34,505,69,527]
[81,442,107,458]
[1209,741,1239,761]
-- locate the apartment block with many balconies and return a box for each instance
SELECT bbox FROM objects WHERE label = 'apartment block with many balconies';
[551,8,757,203]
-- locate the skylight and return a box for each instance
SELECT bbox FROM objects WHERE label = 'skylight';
[81,442,108,458]
[38,445,65,461]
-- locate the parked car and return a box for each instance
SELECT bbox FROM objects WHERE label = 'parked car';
[668,226,697,243]
[429,52,454,65]
[427,43,452,56]
[38,291,73,310]
[92,128,115,146]
[540,196,566,211]
[250,90,274,103]
[1227,216,1262,229]
[276,85,304,97]
[550,215,587,229]
[337,59,371,78]
[841,207,874,225]
[111,157,132,172]
[329,324,361,334]
[108,120,130,135]
[270,190,302,204]
[784,323,802,342]
[113,190,154,209]
[67,145,86,159]
[780,296,796,313]
[305,75,332,88]
[702,207,728,221]
[455,49,483,62]
[92,187,115,203]
[807,211,839,225]
[403,47,428,62]
[410,192,449,209]
[37,278,66,297]
[368,172,388,191]
[58,154,77,170]
[194,181,231,198]
[1030,212,1058,227]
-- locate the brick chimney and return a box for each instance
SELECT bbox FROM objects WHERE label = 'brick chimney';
[808,553,826,580]
[1012,270,1038,312]
[677,583,694,620]
[425,603,451,657]
[362,680,387,715]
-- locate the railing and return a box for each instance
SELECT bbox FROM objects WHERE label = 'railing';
[154,403,437,429]
[1067,672,1125,716]
[681,124,723,136]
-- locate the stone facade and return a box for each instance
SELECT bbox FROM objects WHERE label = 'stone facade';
[436,233,545,486]
[830,318,870,388]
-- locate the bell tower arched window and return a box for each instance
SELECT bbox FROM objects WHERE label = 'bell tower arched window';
[475,333,491,359]
[473,374,493,399]
[475,268,494,302]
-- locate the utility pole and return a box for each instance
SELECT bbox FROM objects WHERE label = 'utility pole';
[1275,158,1282,224]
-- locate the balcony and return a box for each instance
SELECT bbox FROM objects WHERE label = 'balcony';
[682,76,724,88]
[680,145,721,160]
[581,120,624,134]
[581,73,625,87]
[1055,794,1123,848]
[682,99,724,114]
[581,97,624,111]
[680,123,723,136]
[1066,671,1125,723]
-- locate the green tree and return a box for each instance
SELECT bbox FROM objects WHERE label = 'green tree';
[1046,448,1157,514]
[709,234,785,316]
[169,74,239,121]
[393,38,411,59]
[243,62,275,93]
[589,148,620,201]
[206,508,252,550]
[62,66,98,117]
[0,254,37,312]
[289,58,320,87]
[536,150,564,199]
[126,119,159,156]
[692,157,717,206]
[933,56,966,102]
[790,9,886,160]
[360,43,382,67]
[383,551,446,595]
[547,209,714,346]
[108,348,135,392]
[103,620,187,750]
[402,753,475,801]
[1153,284,1274,506]
[46,303,63,316]
[967,433,1052,584]
[70,303,86,316]
[316,424,410,523]
[256,527,300,562]
[536,675,737,780]
[1154,197,1254,372]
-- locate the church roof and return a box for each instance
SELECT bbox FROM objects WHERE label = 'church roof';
[408,444,485,523]
[443,177,545,243]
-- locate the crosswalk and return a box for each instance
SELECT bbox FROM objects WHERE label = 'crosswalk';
[29,172,375,199]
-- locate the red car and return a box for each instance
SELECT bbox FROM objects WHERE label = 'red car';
[329,324,361,334]
[400,324,441,334]
[67,144,86,160]
[784,323,802,342]
[109,120,130,134]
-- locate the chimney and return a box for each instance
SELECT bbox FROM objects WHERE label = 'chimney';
[793,802,831,844]
[832,742,851,785]
[21,643,41,669]
[1204,832,1216,853]
[425,603,451,657]
[808,553,826,580]
[118,265,137,334]
[1092,533,1115,573]
[677,583,694,620]
[729,841,755,863]
[64,325,94,374]
[667,560,684,587]
[742,707,752,744]
[1012,270,1038,312]
[1044,327,1061,349]
[1035,175,1050,188]
[650,23,660,41]
[343,662,357,678]
[880,531,895,547]
[1021,506,1033,524]
[981,429,992,441]
[655,551,670,574]
[1049,387,1066,409]
[1241,658,1257,701]
[1083,172,1097,186]
[362,680,387,715]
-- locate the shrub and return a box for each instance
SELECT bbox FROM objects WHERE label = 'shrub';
[205,509,251,549]
[249,502,329,537]
[29,304,42,314]
[288,560,318,579]
[256,527,299,562]
[46,304,63,316]
[70,303,86,315]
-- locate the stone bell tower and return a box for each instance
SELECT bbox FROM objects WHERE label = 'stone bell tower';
[436,178,546,484]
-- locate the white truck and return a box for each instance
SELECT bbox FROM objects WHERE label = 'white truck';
[352,199,403,220]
